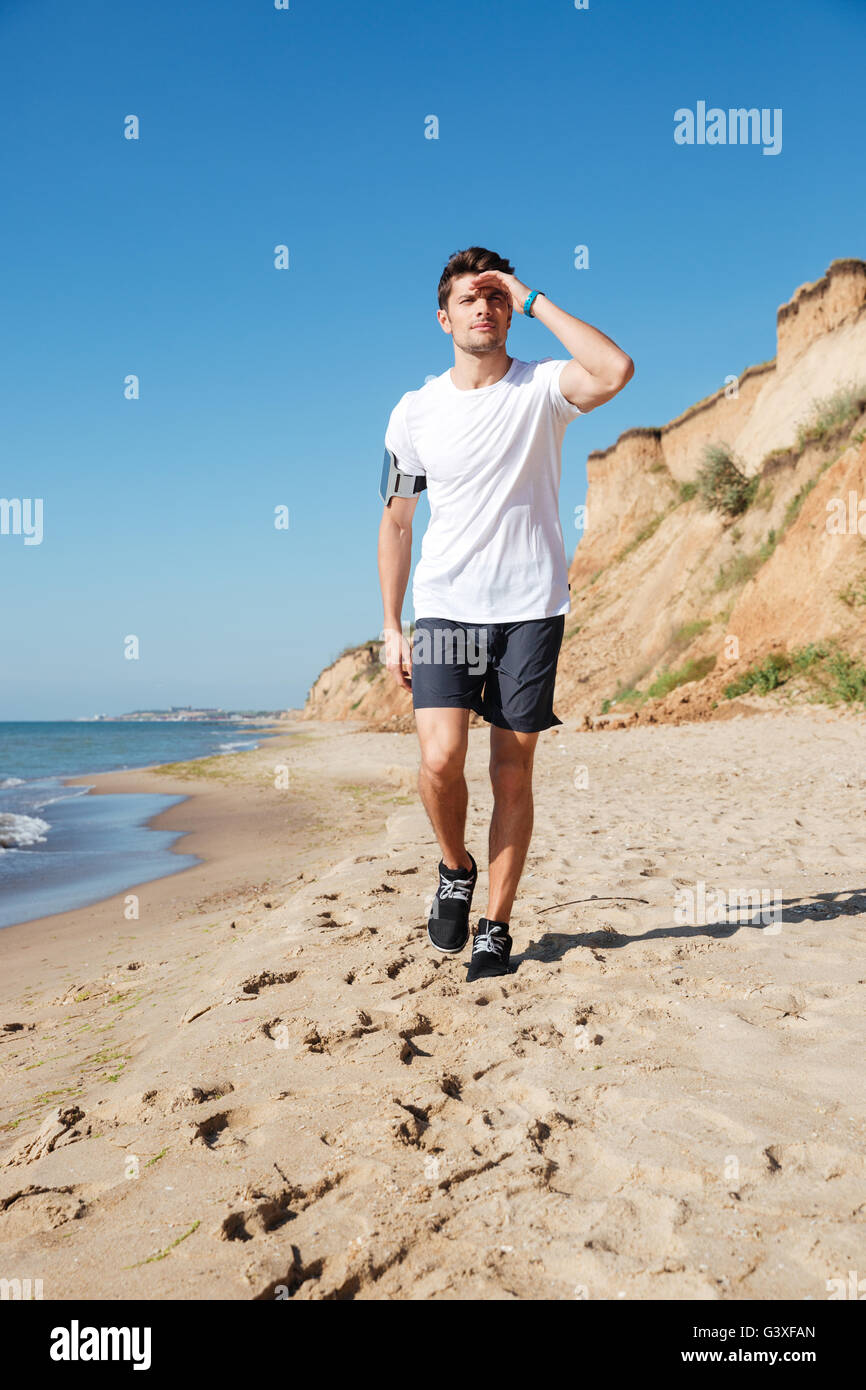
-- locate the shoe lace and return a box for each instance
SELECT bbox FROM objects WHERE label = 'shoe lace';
[473,929,507,957]
[438,872,474,903]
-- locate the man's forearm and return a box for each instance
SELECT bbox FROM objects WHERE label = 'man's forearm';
[531,294,632,386]
[378,513,412,627]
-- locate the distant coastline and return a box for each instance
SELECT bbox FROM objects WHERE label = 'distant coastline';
[77,707,289,723]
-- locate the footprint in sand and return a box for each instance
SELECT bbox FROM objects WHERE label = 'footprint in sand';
[0,1184,86,1236]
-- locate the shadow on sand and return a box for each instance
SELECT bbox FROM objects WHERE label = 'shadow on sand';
[515,888,866,966]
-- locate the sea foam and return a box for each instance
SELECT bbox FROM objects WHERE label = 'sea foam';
[0,813,50,849]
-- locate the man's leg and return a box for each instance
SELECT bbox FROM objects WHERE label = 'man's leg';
[487,726,539,922]
[415,706,473,872]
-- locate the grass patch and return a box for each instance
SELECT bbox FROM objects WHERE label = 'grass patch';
[600,684,641,714]
[760,528,778,560]
[600,653,716,713]
[783,479,816,528]
[334,642,371,662]
[795,382,866,451]
[678,481,698,503]
[87,1046,127,1066]
[124,1220,201,1270]
[714,551,762,591]
[696,442,758,517]
[713,531,777,591]
[646,654,717,700]
[616,509,672,563]
[85,1045,130,1082]
[724,650,794,696]
[753,482,775,509]
[607,685,645,710]
[838,573,866,608]
[668,618,711,656]
[724,642,866,705]
[25,1054,73,1070]
[151,754,245,782]
[825,649,866,703]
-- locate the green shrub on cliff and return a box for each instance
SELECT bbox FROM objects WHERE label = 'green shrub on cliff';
[696,442,759,517]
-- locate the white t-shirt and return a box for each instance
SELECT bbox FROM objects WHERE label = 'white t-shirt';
[384,356,582,623]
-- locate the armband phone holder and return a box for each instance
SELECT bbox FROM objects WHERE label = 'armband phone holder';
[380,447,427,504]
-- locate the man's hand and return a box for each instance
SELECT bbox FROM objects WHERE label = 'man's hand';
[469,269,533,314]
[382,625,412,692]
[471,273,635,411]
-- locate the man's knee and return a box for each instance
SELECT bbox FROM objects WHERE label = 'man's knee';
[489,754,534,802]
[420,744,466,784]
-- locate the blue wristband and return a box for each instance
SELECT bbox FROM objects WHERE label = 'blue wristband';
[523,290,544,317]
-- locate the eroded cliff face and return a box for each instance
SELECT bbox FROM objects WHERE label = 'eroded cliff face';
[561,257,866,726]
[776,258,866,370]
[558,429,866,729]
[305,258,866,731]
[304,641,399,723]
[573,259,866,582]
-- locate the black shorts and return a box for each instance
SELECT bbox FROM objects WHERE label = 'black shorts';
[411,615,565,733]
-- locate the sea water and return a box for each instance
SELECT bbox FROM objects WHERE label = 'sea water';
[0,721,274,930]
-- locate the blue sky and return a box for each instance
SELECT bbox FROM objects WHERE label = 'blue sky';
[1,0,863,718]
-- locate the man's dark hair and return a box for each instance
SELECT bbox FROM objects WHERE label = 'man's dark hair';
[437,246,515,313]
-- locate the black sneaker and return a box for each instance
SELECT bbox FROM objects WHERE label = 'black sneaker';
[466,918,514,981]
[427,852,477,954]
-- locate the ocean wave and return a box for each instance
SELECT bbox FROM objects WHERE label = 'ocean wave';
[0,777,25,788]
[0,813,51,850]
[31,785,93,810]
[218,740,257,753]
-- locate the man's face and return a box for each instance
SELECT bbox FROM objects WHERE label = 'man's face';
[438,273,511,354]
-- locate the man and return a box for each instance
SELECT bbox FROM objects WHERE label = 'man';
[378,246,633,983]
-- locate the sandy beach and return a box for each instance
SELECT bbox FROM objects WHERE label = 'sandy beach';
[1,711,864,1301]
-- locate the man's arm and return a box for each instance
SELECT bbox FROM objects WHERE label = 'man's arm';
[470,270,634,413]
[531,296,634,412]
[378,494,419,690]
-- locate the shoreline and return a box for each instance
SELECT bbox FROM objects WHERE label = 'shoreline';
[0,719,397,969]
[0,721,291,941]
